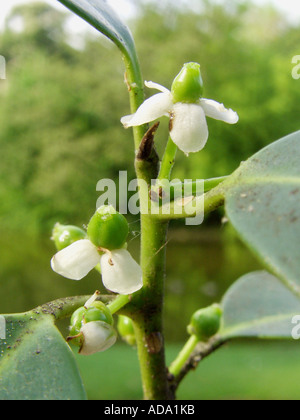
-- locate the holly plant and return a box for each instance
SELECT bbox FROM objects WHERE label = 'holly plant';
[0,0,300,401]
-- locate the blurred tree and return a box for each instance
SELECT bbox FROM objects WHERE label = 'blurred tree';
[0,3,135,235]
[0,0,299,237]
[2,3,69,56]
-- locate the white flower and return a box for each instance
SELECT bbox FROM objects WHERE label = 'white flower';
[79,321,117,356]
[121,81,239,155]
[51,239,143,295]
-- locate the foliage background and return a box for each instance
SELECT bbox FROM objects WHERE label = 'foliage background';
[0,0,299,399]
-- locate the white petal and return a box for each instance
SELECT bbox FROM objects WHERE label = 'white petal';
[200,98,239,124]
[144,80,171,94]
[51,239,100,281]
[121,92,173,128]
[170,103,208,154]
[100,249,143,295]
[79,321,117,355]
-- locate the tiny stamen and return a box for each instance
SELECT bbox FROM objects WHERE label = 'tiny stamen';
[98,247,114,266]
[84,290,101,308]
[67,332,83,343]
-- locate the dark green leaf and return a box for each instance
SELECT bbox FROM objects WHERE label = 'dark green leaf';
[0,311,86,400]
[220,271,300,340]
[223,131,300,295]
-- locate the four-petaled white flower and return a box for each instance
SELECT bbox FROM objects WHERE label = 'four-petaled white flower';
[51,239,143,295]
[121,81,239,155]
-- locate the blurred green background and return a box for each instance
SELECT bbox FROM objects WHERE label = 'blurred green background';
[0,0,300,400]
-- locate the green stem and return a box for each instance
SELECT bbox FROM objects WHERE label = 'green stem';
[123,54,146,152]
[171,336,225,389]
[203,176,228,192]
[158,136,178,181]
[131,216,171,400]
[160,176,228,203]
[169,335,199,378]
[155,182,226,221]
[107,294,131,315]
[37,295,114,321]
[122,47,172,400]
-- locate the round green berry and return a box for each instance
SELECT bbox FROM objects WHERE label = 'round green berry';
[87,205,129,250]
[171,62,204,104]
[188,304,222,341]
[52,223,87,251]
[117,315,136,346]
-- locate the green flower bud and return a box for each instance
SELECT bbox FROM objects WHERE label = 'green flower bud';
[87,205,129,250]
[70,302,113,333]
[52,223,87,251]
[85,301,114,326]
[117,315,136,346]
[187,304,222,341]
[68,302,116,354]
[69,301,114,348]
[171,62,204,104]
[70,306,86,336]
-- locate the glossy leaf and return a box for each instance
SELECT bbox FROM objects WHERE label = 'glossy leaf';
[220,271,300,340]
[223,131,300,295]
[0,311,87,400]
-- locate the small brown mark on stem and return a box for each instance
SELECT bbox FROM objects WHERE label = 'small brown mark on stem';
[137,122,160,161]
[145,332,163,354]
[149,190,159,202]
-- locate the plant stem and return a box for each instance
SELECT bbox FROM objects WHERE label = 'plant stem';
[168,335,198,378]
[123,54,146,152]
[107,294,131,315]
[122,52,172,400]
[132,216,171,400]
[171,336,225,390]
[155,182,226,221]
[158,136,178,181]
[155,176,228,204]
[37,295,114,321]
[203,176,228,192]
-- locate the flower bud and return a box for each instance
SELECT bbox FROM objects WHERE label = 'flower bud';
[69,306,86,339]
[85,301,114,325]
[68,301,115,352]
[187,304,222,341]
[79,321,117,355]
[171,62,204,104]
[87,205,129,250]
[70,302,113,336]
[117,315,136,346]
[52,223,87,251]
